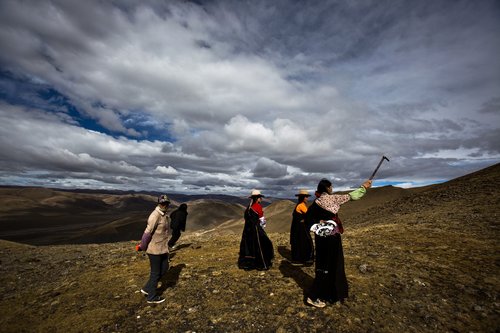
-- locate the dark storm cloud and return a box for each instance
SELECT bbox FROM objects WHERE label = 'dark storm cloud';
[252,158,288,178]
[0,0,498,196]
[478,97,500,114]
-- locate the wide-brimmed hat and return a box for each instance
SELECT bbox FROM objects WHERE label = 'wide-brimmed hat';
[157,194,171,204]
[248,189,265,198]
[295,189,311,197]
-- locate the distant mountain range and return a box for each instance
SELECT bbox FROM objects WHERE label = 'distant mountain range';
[1,162,499,246]
[0,185,256,205]
[1,163,498,332]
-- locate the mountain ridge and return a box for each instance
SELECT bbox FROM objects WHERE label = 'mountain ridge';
[0,163,498,332]
[1,164,499,245]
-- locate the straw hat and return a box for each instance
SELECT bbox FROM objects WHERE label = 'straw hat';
[249,189,265,198]
[295,189,311,197]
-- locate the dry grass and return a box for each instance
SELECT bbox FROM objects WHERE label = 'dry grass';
[0,163,499,332]
[0,223,498,332]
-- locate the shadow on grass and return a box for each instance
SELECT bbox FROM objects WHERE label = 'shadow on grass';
[171,242,192,251]
[277,245,292,261]
[159,263,186,293]
[278,247,314,299]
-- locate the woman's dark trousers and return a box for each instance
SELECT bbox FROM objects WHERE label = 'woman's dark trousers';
[143,253,169,301]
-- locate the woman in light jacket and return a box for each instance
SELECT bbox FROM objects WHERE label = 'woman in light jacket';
[139,194,171,304]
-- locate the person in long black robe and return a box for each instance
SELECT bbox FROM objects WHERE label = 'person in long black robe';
[290,189,314,265]
[168,203,188,249]
[306,202,347,303]
[238,190,274,270]
[305,178,372,307]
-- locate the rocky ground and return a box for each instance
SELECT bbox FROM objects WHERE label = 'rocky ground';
[0,225,498,332]
[1,164,499,332]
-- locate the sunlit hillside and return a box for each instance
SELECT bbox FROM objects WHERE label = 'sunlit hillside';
[0,164,498,332]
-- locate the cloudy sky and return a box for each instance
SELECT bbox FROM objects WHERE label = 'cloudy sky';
[0,0,499,197]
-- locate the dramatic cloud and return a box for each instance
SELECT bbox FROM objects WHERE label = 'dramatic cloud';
[155,166,179,176]
[252,158,288,179]
[0,0,499,197]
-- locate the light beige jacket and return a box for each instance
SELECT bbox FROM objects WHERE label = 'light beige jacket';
[145,206,170,255]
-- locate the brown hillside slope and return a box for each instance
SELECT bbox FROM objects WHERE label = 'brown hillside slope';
[0,164,498,332]
[351,162,499,228]
[0,187,251,245]
[0,188,159,245]
[183,199,246,231]
[200,199,298,234]
[262,199,296,233]
[338,185,411,223]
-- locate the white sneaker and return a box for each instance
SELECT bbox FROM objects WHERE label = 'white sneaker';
[147,296,165,304]
[306,297,326,308]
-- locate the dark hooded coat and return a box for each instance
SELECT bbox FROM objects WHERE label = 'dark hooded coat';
[238,205,274,270]
[305,201,348,303]
[170,205,188,232]
[290,204,314,264]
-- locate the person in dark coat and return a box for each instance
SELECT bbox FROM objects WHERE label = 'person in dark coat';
[168,203,188,249]
[290,189,314,265]
[238,189,274,270]
[305,178,372,308]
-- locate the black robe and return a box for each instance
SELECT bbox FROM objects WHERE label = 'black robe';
[305,201,348,303]
[289,205,314,264]
[168,208,188,247]
[170,209,187,231]
[238,206,274,270]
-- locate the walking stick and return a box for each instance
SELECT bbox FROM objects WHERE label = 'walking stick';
[369,156,390,180]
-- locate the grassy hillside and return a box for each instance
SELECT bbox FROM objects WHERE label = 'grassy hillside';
[0,164,498,332]
[182,199,246,231]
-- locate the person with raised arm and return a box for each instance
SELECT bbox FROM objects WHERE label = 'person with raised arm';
[305,179,372,308]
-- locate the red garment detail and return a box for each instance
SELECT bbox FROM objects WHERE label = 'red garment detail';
[332,215,344,234]
[251,202,264,218]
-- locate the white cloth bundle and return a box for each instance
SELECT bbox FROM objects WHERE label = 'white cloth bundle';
[310,220,340,237]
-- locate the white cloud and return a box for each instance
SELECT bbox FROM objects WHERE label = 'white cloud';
[0,0,499,197]
[224,115,275,151]
[419,148,500,160]
[155,165,178,175]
